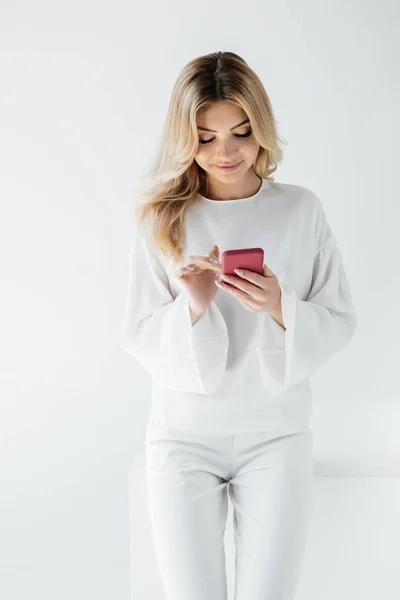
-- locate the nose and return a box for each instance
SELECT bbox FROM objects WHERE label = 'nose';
[214,139,239,160]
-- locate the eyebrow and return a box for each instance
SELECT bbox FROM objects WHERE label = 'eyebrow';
[197,118,250,133]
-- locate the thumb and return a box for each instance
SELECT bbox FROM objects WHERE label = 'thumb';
[263,263,275,277]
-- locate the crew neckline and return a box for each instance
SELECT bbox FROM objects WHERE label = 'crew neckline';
[199,177,269,204]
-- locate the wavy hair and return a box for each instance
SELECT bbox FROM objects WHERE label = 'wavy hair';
[134,51,286,262]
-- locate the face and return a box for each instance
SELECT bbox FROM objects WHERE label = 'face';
[194,101,260,187]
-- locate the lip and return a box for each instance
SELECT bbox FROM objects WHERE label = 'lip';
[215,161,242,171]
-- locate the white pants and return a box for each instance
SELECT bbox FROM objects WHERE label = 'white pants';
[145,419,315,600]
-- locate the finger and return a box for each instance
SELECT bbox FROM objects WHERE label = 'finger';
[218,281,261,313]
[241,298,257,312]
[262,263,275,277]
[232,263,275,286]
[207,244,219,258]
[217,279,262,305]
[175,264,200,278]
[207,245,221,267]
[220,274,265,301]
[185,254,221,273]
[190,249,220,262]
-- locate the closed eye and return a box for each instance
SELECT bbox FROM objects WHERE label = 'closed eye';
[199,130,252,145]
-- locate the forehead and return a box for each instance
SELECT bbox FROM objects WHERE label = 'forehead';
[196,101,248,129]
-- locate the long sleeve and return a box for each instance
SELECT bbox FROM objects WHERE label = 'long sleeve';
[255,203,357,395]
[120,221,229,394]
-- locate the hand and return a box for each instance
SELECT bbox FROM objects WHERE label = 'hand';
[217,264,284,325]
[175,245,221,315]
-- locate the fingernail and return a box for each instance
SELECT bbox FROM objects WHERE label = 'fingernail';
[209,258,219,264]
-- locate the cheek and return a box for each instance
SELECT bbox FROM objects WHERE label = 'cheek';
[244,139,260,160]
[194,146,210,167]
[195,145,209,158]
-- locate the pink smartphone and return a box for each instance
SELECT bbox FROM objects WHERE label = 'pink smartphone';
[221,247,264,276]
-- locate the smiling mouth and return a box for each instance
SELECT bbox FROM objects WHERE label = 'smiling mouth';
[215,161,242,169]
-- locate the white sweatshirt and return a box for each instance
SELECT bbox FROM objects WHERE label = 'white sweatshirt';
[120,178,357,435]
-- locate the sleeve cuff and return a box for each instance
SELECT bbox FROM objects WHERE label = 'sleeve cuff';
[255,281,296,353]
[163,292,229,394]
[178,292,229,339]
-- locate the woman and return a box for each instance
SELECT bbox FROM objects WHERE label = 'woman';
[120,51,357,600]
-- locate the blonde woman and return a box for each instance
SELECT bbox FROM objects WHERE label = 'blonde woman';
[120,51,357,600]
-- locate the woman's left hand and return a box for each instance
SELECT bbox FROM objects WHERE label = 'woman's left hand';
[216,263,283,316]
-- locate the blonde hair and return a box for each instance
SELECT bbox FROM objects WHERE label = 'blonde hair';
[135,51,286,262]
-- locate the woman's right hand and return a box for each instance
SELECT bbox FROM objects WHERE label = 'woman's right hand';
[175,245,222,316]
